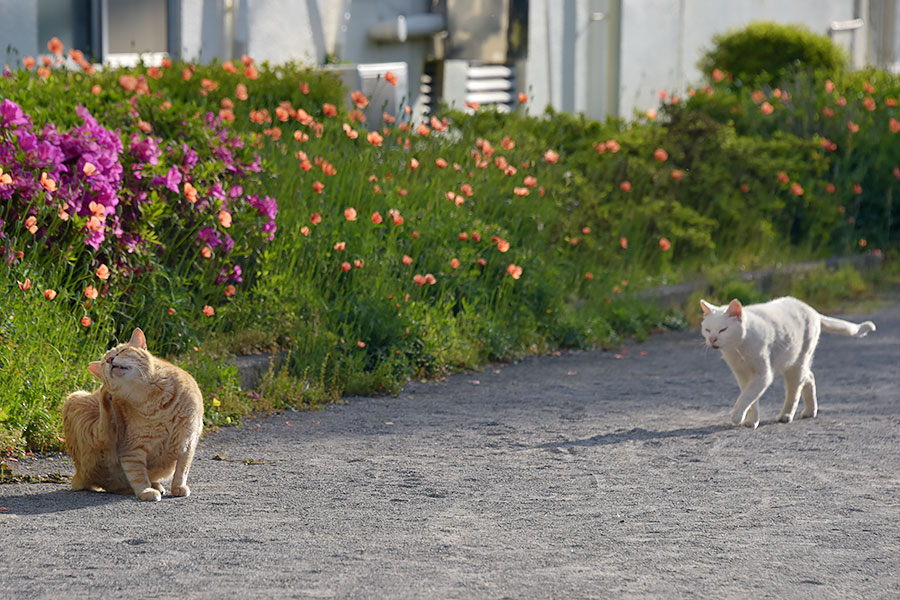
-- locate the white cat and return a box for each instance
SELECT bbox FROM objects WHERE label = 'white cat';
[700,297,876,428]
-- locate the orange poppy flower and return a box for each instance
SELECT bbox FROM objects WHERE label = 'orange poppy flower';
[507,264,523,279]
[351,90,369,108]
[81,316,92,327]
[471,232,481,242]
[450,258,461,269]
[790,182,804,196]
[0,169,11,186]
[354,259,363,269]
[344,207,357,221]
[96,264,110,280]
[619,236,628,249]
[653,148,668,162]
[334,241,346,251]
[430,116,446,132]
[760,102,774,115]
[777,172,790,184]
[300,226,311,236]
[890,118,900,134]
[435,158,448,168]
[44,289,57,300]
[25,215,38,234]
[244,65,258,79]
[47,37,64,56]
[424,274,436,285]
[201,246,212,258]
[826,183,835,194]
[183,181,198,203]
[582,227,592,235]
[409,158,419,170]
[393,214,405,226]
[518,92,528,103]
[341,262,352,272]
[659,238,672,251]
[523,176,537,188]
[671,169,684,180]
[460,183,474,196]
[84,285,98,300]
[543,149,559,163]
[584,273,593,281]
[513,187,529,196]
[445,191,457,203]
[847,121,859,133]
[167,307,176,315]
[371,211,383,224]
[223,60,237,74]
[402,255,413,266]
[323,103,337,117]
[497,239,510,253]
[310,213,322,225]
[476,257,487,267]
[313,180,325,194]
[23,56,36,70]
[18,278,32,291]
[853,184,863,195]
[416,123,431,136]
[224,285,236,297]
[366,131,383,146]
[740,184,750,193]
[413,274,426,286]
[711,68,725,82]
[203,305,215,317]
[90,84,101,95]
[384,71,398,86]
[83,162,98,177]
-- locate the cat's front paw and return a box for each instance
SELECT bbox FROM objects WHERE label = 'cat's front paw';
[800,408,817,419]
[170,484,191,497]
[777,412,793,423]
[742,418,759,429]
[730,410,743,426]
[137,487,162,502]
[151,482,166,495]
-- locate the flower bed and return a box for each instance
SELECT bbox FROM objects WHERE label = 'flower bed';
[0,38,895,451]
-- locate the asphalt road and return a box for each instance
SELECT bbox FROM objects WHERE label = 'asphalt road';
[2,302,898,599]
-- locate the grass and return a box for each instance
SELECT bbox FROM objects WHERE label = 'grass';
[0,46,897,453]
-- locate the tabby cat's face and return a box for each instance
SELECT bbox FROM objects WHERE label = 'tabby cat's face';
[98,343,151,391]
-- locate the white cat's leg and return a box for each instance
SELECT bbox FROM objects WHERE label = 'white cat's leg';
[731,374,772,428]
[800,372,818,418]
[778,369,803,423]
[743,402,760,428]
[119,449,161,502]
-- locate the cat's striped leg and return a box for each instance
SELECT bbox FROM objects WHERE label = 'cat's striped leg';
[800,372,818,418]
[777,368,803,423]
[170,438,198,497]
[119,448,161,502]
[731,374,772,428]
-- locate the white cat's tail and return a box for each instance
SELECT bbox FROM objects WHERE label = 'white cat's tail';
[819,314,876,338]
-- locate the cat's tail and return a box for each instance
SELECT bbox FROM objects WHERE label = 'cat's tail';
[819,314,876,338]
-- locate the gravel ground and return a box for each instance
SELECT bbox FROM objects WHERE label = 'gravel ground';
[1,302,898,599]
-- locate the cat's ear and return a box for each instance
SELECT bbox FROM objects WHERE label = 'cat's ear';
[128,328,147,350]
[700,299,714,316]
[726,299,743,319]
[88,361,102,378]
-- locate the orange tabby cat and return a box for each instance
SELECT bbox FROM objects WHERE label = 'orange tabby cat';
[62,328,204,501]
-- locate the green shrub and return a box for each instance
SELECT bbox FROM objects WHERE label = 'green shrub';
[699,21,848,85]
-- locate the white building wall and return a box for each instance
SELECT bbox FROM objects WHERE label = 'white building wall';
[618,0,861,118]
[0,2,38,66]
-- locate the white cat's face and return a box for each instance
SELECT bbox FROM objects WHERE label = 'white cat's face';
[700,299,745,350]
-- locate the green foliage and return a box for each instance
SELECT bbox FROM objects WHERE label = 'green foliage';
[1,39,896,451]
[699,21,848,85]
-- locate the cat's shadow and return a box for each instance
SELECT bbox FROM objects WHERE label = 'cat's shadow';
[0,488,131,515]
[536,422,733,450]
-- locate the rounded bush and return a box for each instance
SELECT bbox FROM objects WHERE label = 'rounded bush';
[699,21,848,85]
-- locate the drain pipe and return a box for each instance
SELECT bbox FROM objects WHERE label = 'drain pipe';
[368,13,446,43]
